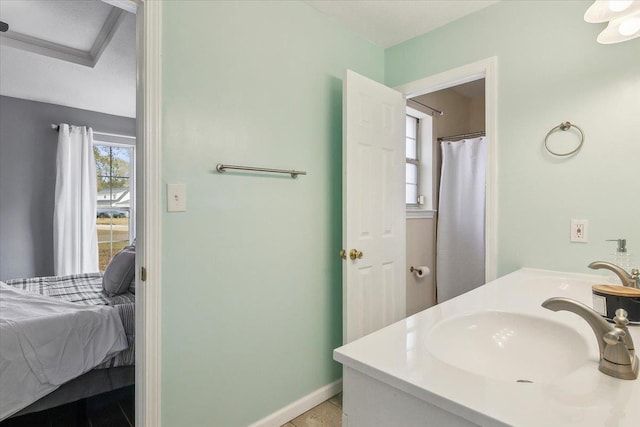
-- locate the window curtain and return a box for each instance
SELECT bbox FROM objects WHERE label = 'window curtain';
[53,124,99,275]
[436,137,487,303]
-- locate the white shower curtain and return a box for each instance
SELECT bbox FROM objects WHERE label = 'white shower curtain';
[53,124,99,275]
[436,137,487,303]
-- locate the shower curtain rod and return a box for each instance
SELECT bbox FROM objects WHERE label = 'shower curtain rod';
[50,124,135,140]
[438,131,485,142]
[407,99,444,116]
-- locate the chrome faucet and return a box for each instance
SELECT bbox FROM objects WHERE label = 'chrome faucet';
[588,261,639,288]
[542,297,638,380]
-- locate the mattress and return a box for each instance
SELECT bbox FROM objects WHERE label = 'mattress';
[0,282,128,420]
[5,273,135,368]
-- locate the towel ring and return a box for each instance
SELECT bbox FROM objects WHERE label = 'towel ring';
[544,121,584,157]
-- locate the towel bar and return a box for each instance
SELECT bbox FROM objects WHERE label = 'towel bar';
[216,163,306,178]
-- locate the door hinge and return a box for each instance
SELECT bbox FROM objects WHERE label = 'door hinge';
[140,266,147,282]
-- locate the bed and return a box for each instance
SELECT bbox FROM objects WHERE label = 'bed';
[0,273,135,420]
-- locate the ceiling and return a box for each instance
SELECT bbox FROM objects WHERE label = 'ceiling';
[0,0,136,118]
[0,1,499,118]
[451,78,485,99]
[2,1,116,52]
[304,0,500,48]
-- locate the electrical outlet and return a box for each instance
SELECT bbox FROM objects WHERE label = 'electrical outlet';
[167,183,186,212]
[570,219,588,243]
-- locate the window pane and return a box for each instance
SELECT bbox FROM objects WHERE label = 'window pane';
[108,146,132,178]
[110,177,130,208]
[406,138,417,160]
[97,215,130,271]
[95,142,134,272]
[406,115,417,139]
[406,183,418,205]
[406,163,417,185]
[98,241,129,272]
[95,145,111,192]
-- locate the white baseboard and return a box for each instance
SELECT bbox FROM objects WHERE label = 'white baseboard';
[248,379,343,427]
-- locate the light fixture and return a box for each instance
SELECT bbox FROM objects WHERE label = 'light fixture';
[585,0,640,43]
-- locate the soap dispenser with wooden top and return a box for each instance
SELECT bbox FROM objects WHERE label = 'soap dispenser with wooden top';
[589,239,640,324]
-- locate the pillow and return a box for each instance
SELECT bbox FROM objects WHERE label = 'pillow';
[125,242,136,294]
[103,246,136,296]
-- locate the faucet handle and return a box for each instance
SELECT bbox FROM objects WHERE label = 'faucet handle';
[604,328,626,345]
[613,308,635,355]
[614,308,630,327]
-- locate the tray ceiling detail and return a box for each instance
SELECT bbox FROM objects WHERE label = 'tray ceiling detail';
[0,1,126,67]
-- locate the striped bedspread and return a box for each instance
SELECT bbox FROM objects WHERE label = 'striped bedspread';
[4,273,135,368]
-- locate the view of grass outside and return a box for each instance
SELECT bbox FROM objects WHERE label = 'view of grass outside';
[95,144,133,271]
[97,218,130,271]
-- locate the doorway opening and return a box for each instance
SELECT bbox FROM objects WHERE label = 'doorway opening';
[396,57,497,316]
[0,0,161,425]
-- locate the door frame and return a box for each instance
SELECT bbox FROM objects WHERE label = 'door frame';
[122,0,162,426]
[394,57,498,282]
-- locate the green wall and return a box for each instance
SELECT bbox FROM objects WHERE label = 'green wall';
[161,1,382,426]
[386,0,640,275]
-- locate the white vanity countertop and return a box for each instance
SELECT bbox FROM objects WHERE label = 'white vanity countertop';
[333,268,640,427]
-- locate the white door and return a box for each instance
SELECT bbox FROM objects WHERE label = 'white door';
[343,70,406,344]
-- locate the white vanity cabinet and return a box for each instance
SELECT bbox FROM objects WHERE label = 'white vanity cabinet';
[342,368,481,427]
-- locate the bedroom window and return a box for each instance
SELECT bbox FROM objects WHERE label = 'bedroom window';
[94,141,135,271]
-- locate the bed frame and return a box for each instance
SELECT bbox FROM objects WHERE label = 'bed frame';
[11,367,134,417]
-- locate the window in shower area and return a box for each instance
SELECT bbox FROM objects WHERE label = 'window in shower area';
[405,109,433,211]
[406,114,420,206]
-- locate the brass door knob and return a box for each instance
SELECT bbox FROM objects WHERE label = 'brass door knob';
[349,249,363,260]
[339,249,347,260]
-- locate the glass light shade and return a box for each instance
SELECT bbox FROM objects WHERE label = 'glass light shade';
[597,10,640,43]
[619,16,640,34]
[585,0,640,23]
[609,0,633,12]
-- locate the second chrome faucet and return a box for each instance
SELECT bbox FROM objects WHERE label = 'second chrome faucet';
[588,261,639,288]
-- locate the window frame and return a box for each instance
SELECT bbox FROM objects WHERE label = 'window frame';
[405,106,434,218]
[405,113,420,208]
[93,138,136,269]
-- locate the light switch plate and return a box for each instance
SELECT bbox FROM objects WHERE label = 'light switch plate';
[167,183,186,212]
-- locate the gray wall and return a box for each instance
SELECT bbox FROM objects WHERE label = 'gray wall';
[0,95,135,280]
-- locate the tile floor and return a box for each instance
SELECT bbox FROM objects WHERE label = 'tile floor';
[3,388,339,427]
[282,393,343,427]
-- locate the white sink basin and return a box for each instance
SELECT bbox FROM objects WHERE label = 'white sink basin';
[426,310,589,383]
